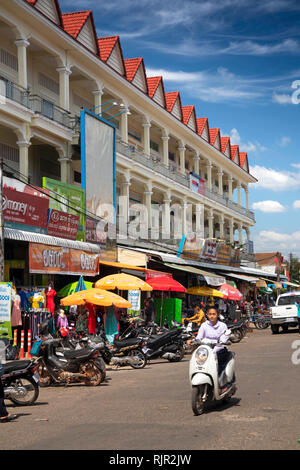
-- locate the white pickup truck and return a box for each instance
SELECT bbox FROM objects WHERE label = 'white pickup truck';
[270,292,300,334]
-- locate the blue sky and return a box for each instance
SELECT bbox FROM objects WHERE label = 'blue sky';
[59,0,300,257]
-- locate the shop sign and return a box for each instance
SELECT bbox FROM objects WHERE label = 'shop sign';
[201,239,217,262]
[189,172,205,196]
[47,209,79,240]
[127,290,141,316]
[216,244,231,265]
[0,283,12,340]
[3,186,49,233]
[43,177,85,242]
[180,236,206,261]
[29,243,99,276]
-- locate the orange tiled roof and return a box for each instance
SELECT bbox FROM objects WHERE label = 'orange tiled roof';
[165,92,181,113]
[239,152,248,168]
[230,145,240,161]
[62,11,92,39]
[25,0,63,25]
[209,128,220,146]
[124,58,144,82]
[147,76,163,98]
[221,137,230,154]
[98,36,119,62]
[181,105,195,125]
[196,117,209,136]
[25,0,37,4]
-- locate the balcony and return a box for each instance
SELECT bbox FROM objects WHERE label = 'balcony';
[116,139,256,222]
[0,75,30,108]
[29,95,72,128]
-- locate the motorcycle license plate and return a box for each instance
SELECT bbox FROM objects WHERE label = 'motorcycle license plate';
[33,373,40,384]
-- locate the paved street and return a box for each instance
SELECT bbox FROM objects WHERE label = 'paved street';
[2,327,300,451]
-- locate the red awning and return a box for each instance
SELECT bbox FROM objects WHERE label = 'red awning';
[146,276,186,292]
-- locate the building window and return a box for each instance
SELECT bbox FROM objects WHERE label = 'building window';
[150,140,159,152]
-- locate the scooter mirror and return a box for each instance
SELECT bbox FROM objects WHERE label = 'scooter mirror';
[224,329,232,336]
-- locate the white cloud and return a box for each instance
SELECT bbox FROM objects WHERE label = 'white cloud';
[272,92,294,105]
[293,200,300,209]
[250,165,300,191]
[277,136,291,147]
[253,230,300,256]
[252,201,287,213]
[228,128,267,153]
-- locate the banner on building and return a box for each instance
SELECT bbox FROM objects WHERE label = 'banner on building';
[29,243,99,276]
[0,283,12,340]
[189,172,205,196]
[180,236,206,261]
[47,209,79,240]
[201,239,218,262]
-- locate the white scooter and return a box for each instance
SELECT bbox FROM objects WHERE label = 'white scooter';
[189,333,237,415]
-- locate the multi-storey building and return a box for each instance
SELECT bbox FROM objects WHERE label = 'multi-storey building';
[0,0,256,269]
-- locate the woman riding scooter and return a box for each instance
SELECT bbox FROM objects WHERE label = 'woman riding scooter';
[196,304,231,393]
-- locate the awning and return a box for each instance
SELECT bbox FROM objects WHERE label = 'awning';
[285,281,300,287]
[163,263,226,286]
[4,227,101,253]
[220,272,260,283]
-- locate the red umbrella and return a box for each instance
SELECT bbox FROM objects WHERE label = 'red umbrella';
[218,283,243,301]
[146,276,186,292]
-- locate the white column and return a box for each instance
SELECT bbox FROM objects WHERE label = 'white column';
[218,169,224,196]
[57,145,72,184]
[178,145,186,175]
[193,152,200,175]
[142,119,151,157]
[15,38,30,89]
[56,66,72,111]
[208,209,214,238]
[143,182,153,232]
[238,223,243,245]
[237,182,242,206]
[92,87,104,112]
[162,190,171,240]
[195,203,204,239]
[182,198,188,236]
[245,185,249,210]
[219,213,225,240]
[229,218,234,244]
[206,161,213,192]
[228,175,233,201]
[120,104,129,144]
[17,140,31,180]
[119,173,131,237]
[161,133,169,166]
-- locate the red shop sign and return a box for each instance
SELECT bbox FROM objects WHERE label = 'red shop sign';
[3,187,49,229]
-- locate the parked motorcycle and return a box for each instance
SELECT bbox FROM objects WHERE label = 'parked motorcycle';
[33,322,106,387]
[1,359,40,406]
[189,335,237,416]
[140,325,185,362]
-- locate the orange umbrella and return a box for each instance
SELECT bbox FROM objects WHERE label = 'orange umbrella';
[95,273,153,291]
[60,288,132,308]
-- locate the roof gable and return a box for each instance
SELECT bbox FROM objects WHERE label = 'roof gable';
[239,152,249,172]
[230,145,240,165]
[209,128,221,150]
[147,76,166,107]
[25,0,62,26]
[196,118,209,141]
[165,92,182,121]
[98,36,125,75]
[124,58,148,93]
[62,10,99,54]
[182,105,196,132]
[221,137,231,158]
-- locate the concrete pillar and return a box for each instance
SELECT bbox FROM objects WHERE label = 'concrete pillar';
[17,140,31,180]
[56,66,72,111]
[178,145,186,175]
[193,152,200,175]
[229,219,234,244]
[120,104,129,144]
[208,209,214,238]
[206,162,213,192]
[162,190,171,239]
[15,38,30,89]
[142,119,151,157]
[218,169,224,196]
[143,182,153,231]
[161,133,169,166]
[237,182,242,206]
[219,214,225,239]
[92,87,104,112]
[228,175,233,201]
[238,223,243,245]
[57,145,72,184]
[245,185,249,210]
[195,203,204,239]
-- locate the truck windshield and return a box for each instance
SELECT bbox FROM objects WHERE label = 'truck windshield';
[278,295,300,306]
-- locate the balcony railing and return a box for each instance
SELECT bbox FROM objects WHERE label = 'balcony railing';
[29,95,72,128]
[116,139,256,222]
[0,76,30,108]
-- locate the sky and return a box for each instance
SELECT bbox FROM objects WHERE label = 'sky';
[58,0,300,258]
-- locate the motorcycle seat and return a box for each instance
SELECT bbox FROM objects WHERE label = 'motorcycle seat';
[62,348,93,359]
[2,360,31,373]
[114,338,140,348]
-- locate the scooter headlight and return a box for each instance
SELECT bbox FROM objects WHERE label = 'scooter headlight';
[195,347,209,365]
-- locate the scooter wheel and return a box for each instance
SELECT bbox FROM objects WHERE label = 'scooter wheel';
[167,346,185,362]
[192,386,205,416]
[230,330,243,343]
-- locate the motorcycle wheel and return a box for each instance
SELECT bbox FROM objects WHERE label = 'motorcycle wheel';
[128,350,147,369]
[230,330,242,343]
[167,345,185,362]
[255,319,268,330]
[192,385,206,416]
[36,359,53,387]
[9,376,39,406]
[82,361,105,386]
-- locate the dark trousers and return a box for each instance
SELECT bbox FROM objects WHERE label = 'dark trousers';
[0,380,8,418]
[217,348,231,375]
[298,318,300,333]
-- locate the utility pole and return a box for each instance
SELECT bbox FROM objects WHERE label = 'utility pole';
[0,152,4,282]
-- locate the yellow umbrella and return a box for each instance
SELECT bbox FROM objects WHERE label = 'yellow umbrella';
[186,286,226,298]
[60,288,132,308]
[95,273,153,291]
